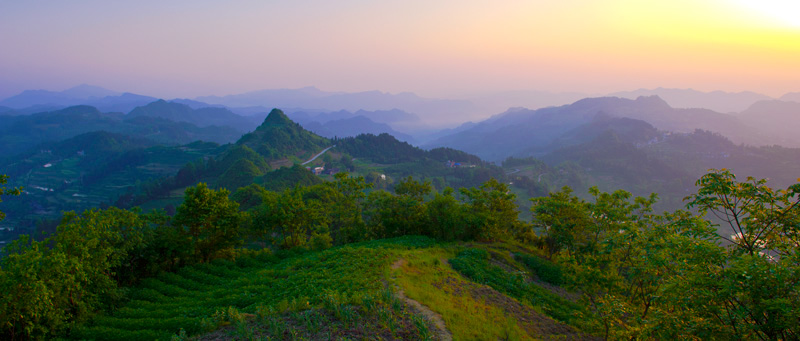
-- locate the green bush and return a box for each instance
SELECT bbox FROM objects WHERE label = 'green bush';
[514,253,564,286]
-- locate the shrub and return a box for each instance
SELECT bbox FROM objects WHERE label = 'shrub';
[515,253,564,286]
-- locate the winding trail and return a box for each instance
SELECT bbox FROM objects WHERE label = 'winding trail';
[301,145,335,165]
[391,259,453,341]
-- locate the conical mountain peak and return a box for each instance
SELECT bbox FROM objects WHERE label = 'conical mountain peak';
[261,108,293,127]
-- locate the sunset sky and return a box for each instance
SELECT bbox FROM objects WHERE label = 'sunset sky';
[1,0,798,99]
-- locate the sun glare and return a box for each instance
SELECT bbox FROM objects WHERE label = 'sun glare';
[734,0,800,28]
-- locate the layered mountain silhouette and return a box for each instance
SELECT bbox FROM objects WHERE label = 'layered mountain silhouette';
[0,85,159,113]
[425,95,786,161]
[609,87,772,113]
[302,116,414,142]
[128,100,256,132]
[738,100,800,146]
[196,86,474,125]
[0,105,241,157]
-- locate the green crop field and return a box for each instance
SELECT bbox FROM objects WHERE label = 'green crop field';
[71,237,437,340]
[68,236,588,340]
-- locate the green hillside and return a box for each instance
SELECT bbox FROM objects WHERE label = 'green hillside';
[0,135,224,240]
[0,105,242,158]
[68,237,589,340]
[2,169,797,340]
[237,109,330,160]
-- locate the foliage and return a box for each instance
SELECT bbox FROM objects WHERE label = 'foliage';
[460,178,522,241]
[173,183,245,262]
[393,245,537,339]
[269,188,324,249]
[0,174,21,222]
[514,253,564,286]
[216,158,262,190]
[363,177,430,239]
[5,162,800,340]
[449,248,584,325]
[335,133,425,164]
[681,169,800,339]
[0,208,151,339]
[424,187,467,241]
[230,183,272,211]
[530,171,800,339]
[686,168,800,257]
[236,109,329,159]
[259,164,323,192]
[70,236,435,340]
[319,173,372,244]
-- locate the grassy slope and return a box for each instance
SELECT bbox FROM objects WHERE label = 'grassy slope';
[71,237,594,340]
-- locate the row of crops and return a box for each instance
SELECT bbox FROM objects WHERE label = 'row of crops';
[71,236,436,340]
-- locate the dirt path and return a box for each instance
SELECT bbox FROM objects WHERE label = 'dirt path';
[391,259,453,341]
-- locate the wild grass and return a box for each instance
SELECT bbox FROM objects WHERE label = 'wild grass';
[449,248,585,326]
[393,246,533,340]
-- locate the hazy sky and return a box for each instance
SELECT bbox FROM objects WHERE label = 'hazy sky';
[1,0,798,99]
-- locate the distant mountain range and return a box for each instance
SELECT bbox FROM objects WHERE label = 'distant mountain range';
[2,84,799,154]
[302,116,414,142]
[424,95,800,161]
[0,84,159,113]
[128,100,258,133]
[609,87,772,113]
[195,86,474,126]
[0,86,432,141]
[780,92,800,103]
[0,105,242,158]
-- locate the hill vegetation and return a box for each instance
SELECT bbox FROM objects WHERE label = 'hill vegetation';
[237,109,330,160]
[0,168,797,340]
[0,105,241,159]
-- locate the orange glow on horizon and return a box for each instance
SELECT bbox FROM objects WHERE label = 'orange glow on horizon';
[0,0,798,98]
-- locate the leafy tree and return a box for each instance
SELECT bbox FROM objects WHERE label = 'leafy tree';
[460,178,519,241]
[173,183,244,262]
[258,188,327,249]
[231,183,272,211]
[324,173,372,244]
[0,207,150,339]
[0,174,21,222]
[260,164,323,192]
[682,169,800,339]
[686,169,800,257]
[531,186,591,255]
[374,177,432,237]
[531,171,800,340]
[424,187,466,241]
[394,176,432,201]
[1,236,66,339]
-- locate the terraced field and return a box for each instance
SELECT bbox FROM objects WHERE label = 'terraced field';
[69,237,596,340]
[71,237,437,340]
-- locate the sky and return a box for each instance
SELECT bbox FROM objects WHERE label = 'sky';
[1,0,799,100]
